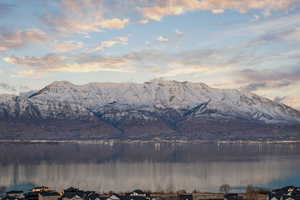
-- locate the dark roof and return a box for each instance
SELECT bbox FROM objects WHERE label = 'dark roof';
[86,192,107,200]
[64,188,80,193]
[25,192,39,197]
[63,192,86,199]
[7,191,24,194]
[62,193,79,199]
[178,194,193,200]
[282,193,300,200]
[120,196,130,200]
[128,196,147,200]
[273,186,296,193]
[132,190,145,195]
[33,186,49,190]
[225,193,238,196]
[2,196,20,200]
[206,199,224,200]
[24,192,39,200]
[39,191,60,197]
[224,193,238,200]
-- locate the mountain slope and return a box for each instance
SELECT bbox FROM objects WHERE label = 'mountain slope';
[0,80,300,140]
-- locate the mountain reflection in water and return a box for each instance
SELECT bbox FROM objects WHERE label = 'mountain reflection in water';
[0,142,300,192]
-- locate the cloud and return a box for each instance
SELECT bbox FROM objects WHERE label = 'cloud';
[175,29,184,36]
[157,36,169,42]
[52,41,83,52]
[229,13,300,50]
[4,53,133,74]
[247,27,300,46]
[0,83,16,92]
[124,49,236,78]
[238,68,300,83]
[241,81,292,92]
[93,36,128,51]
[0,82,31,94]
[212,9,225,14]
[0,3,14,17]
[139,19,149,24]
[236,68,300,93]
[49,58,132,73]
[285,96,300,110]
[274,96,287,103]
[15,70,45,78]
[275,95,300,110]
[42,0,129,35]
[141,0,299,21]
[156,64,231,77]
[253,15,261,21]
[99,18,129,29]
[4,55,65,68]
[0,29,49,51]
[3,48,231,76]
[4,41,299,88]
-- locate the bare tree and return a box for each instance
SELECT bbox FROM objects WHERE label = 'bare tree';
[220,184,231,194]
[245,185,258,200]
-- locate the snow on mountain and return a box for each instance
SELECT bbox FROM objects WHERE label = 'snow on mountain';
[1,79,299,125]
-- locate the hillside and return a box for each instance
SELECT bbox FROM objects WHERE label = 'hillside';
[0,80,299,140]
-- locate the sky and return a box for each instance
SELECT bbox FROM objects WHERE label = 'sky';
[0,0,299,110]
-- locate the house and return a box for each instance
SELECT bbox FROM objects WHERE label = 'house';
[281,191,300,200]
[224,193,238,200]
[62,187,86,200]
[1,196,20,200]
[129,190,147,197]
[38,191,60,200]
[24,192,39,200]
[32,187,50,193]
[128,196,148,200]
[267,186,300,200]
[62,192,85,200]
[178,194,193,200]
[267,193,281,200]
[85,192,107,200]
[106,194,121,200]
[6,191,24,199]
[206,199,224,200]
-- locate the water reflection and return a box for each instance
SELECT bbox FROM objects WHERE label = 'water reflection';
[0,142,300,192]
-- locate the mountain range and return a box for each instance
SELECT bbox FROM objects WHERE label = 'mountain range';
[0,79,300,140]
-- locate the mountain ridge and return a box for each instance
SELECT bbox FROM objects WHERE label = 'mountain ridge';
[0,80,300,140]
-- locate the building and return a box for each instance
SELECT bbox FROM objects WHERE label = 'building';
[267,193,282,200]
[32,187,50,193]
[24,192,39,200]
[224,193,238,200]
[62,187,86,200]
[267,186,300,200]
[130,190,147,197]
[2,196,21,200]
[107,194,121,200]
[38,191,60,200]
[6,191,24,199]
[85,192,108,200]
[178,194,193,200]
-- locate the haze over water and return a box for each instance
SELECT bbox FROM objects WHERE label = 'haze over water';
[1,142,300,192]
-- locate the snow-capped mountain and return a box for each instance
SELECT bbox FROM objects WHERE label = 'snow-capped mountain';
[0,80,300,140]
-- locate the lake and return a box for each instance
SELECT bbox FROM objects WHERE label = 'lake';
[0,141,300,193]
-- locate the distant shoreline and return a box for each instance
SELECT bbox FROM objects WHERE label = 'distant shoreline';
[0,139,300,144]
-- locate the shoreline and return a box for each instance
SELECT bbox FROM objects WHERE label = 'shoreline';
[0,139,300,144]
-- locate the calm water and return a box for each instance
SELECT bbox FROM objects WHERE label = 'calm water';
[1,142,300,192]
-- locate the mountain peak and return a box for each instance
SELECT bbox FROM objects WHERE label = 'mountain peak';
[47,81,75,88]
[145,79,209,88]
[28,81,76,98]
